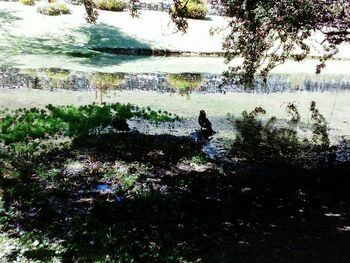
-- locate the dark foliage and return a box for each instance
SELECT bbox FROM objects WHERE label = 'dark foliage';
[231,102,333,167]
[218,0,350,86]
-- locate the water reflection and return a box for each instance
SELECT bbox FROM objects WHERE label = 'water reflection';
[336,137,350,162]
[2,68,350,94]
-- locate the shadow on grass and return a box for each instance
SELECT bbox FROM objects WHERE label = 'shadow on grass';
[0,9,22,25]
[0,10,22,68]
[1,22,151,68]
[1,132,350,262]
[78,23,150,50]
[73,132,201,165]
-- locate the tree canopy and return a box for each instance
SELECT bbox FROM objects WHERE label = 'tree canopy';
[83,0,350,86]
[219,0,350,86]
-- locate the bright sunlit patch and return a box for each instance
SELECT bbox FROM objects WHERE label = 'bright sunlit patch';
[338,226,350,232]
[97,184,110,191]
[324,213,342,217]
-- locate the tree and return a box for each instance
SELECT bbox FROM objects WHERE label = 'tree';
[219,0,350,86]
[82,0,350,87]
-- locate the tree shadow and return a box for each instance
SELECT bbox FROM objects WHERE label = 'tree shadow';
[1,22,151,68]
[1,132,350,262]
[0,9,22,25]
[73,132,203,166]
[78,23,151,50]
[72,23,152,67]
[0,10,22,68]
[60,162,350,262]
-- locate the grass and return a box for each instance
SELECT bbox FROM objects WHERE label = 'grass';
[0,103,177,157]
[120,173,138,189]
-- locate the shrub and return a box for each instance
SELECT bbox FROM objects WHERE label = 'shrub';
[20,0,35,6]
[37,3,71,16]
[171,0,208,20]
[185,0,207,19]
[96,0,126,11]
[230,102,333,167]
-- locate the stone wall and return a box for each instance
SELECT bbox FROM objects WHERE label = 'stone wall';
[1,68,350,93]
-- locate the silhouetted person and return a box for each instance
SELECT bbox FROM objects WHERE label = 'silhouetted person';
[198,110,214,134]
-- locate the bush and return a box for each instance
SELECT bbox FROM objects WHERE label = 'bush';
[37,3,71,16]
[96,0,126,11]
[171,0,208,20]
[230,102,333,168]
[185,0,208,19]
[20,0,35,6]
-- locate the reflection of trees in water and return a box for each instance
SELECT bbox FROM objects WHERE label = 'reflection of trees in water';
[167,73,202,96]
[20,68,71,89]
[92,72,126,104]
[1,20,150,68]
[45,68,71,89]
[12,68,350,94]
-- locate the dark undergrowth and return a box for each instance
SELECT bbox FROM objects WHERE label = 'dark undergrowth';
[1,131,350,262]
[230,102,336,169]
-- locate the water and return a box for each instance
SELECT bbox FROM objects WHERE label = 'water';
[336,137,350,162]
[96,184,111,191]
[0,67,350,162]
[2,87,349,162]
[96,184,126,202]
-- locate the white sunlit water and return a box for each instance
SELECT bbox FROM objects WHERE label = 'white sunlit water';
[1,86,349,157]
[1,87,349,129]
